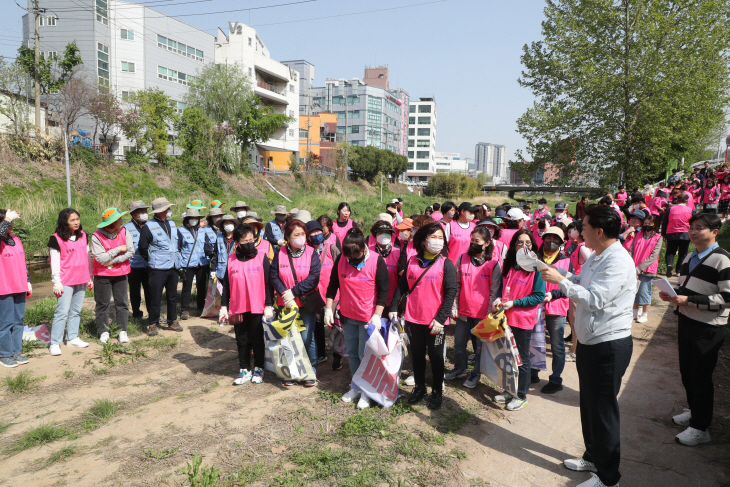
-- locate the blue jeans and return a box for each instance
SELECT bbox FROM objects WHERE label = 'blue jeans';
[0,293,26,357]
[298,310,318,375]
[532,315,567,385]
[455,317,481,375]
[635,275,653,305]
[51,284,86,345]
[341,315,369,377]
[511,327,532,400]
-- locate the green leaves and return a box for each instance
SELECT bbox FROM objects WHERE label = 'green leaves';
[346,145,408,183]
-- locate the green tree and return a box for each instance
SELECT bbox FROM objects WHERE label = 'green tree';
[119,88,177,162]
[348,145,409,183]
[176,106,214,162]
[425,173,479,199]
[516,0,730,189]
[0,57,32,136]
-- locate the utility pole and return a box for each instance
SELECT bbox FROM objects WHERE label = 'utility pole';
[343,83,348,180]
[33,0,42,135]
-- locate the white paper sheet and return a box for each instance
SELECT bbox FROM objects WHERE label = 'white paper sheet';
[652,278,677,298]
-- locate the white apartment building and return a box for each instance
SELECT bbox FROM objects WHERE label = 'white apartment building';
[406,97,437,183]
[474,142,507,180]
[434,152,468,173]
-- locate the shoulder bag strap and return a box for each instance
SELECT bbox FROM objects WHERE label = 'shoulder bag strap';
[400,254,440,305]
[182,227,199,269]
[286,248,300,286]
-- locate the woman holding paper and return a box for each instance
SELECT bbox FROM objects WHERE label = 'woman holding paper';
[629,214,663,323]
[492,229,545,411]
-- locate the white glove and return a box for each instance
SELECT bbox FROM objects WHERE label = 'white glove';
[53,282,64,297]
[277,239,286,247]
[210,271,217,282]
[264,306,275,322]
[282,289,295,308]
[88,281,94,291]
[324,307,334,327]
[219,306,228,321]
[369,313,381,330]
[502,300,514,310]
[544,292,552,303]
[27,282,32,297]
[429,319,444,335]
[451,303,459,319]
[5,210,20,221]
[389,311,399,323]
[491,298,501,312]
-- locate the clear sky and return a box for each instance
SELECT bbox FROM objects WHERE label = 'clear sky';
[0,0,549,164]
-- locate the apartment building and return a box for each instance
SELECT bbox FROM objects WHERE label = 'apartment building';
[405,97,437,183]
[434,152,467,173]
[474,142,508,180]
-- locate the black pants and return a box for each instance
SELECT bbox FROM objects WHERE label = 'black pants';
[678,315,727,431]
[576,336,633,487]
[128,267,150,318]
[234,312,265,371]
[180,265,209,312]
[315,319,327,359]
[93,275,129,334]
[703,205,718,215]
[665,238,690,271]
[511,327,533,400]
[406,321,445,393]
[147,268,178,325]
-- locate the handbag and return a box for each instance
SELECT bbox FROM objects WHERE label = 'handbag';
[397,254,441,315]
[286,250,326,313]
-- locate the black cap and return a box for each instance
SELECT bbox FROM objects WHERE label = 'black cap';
[458,202,479,213]
[372,223,394,234]
[305,220,323,233]
[555,202,567,210]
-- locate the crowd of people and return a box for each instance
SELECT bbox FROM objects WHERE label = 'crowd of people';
[1,164,729,487]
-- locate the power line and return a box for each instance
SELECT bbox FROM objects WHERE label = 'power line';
[46,0,318,17]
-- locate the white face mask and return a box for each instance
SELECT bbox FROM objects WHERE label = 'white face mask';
[556,212,565,219]
[464,211,475,221]
[138,213,149,222]
[447,211,456,219]
[223,224,235,233]
[569,229,579,239]
[426,239,444,254]
[291,236,306,249]
[166,210,173,218]
[237,211,246,218]
[376,234,392,246]
[538,205,544,210]
[188,219,199,227]
[632,204,640,210]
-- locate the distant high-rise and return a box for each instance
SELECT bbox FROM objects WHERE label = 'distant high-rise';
[474,142,507,180]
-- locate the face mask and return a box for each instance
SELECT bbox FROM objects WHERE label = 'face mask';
[555,212,564,219]
[223,224,235,233]
[538,221,547,230]
[291,236,306,249]
[400,231,411,241]
[544,241,561,253]
[632,204,640,210]
[310,233,324,245]
[538,205,544,210]
[166,210,173,218]
[237,211,246,219]
[447,211,456,219]
[468,242,484,255]
[348,255,365,268]
[237,242,256,256]
[464,211,475,221]
[569,229,579,239]
[643,225,655,233]
[138,213,149,222]
[376,234,392,246]
[426,239,444,254]
[276,214,286,221]
[188,219,199,227]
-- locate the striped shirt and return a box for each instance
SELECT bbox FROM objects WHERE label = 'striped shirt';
[676,247,730,326]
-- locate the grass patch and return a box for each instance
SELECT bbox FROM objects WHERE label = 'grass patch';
[317,390,342,405]
[435,407,474,434]
[185,453,221,487]
[21,339,48,356]
[231,459,268,485]
[339,409,389,438]
[144,445,180,461]
[22,297,56,327]
[40,445,78,468]
[63,370,74,379]
[3,370,45,394]
[135,336,180,351]
[290,447,353,480]
[81,398,120,431]
[11,423,70,452]
[0,420,15,434]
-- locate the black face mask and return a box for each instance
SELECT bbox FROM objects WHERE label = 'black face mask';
[538,221,547,230]
[544,241,561,253]
[237,242,256,257]
[643,225,655,233]
[348,255,365,268]
[468,242,485,255]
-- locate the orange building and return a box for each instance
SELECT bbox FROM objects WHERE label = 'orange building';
[299,113,338,169]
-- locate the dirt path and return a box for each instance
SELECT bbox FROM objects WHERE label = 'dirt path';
[0,293,728,486]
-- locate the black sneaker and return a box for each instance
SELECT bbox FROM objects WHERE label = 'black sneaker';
[331,357,342,370]
[541,382,564,395]
[427,391,442,410]
[666,268,673,278]
[317,356,328,364]
[408,386,427,405]
[531,375,540,384]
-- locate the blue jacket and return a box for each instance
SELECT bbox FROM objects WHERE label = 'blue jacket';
[145,219,179,270]
[177,226,214,268]
[123,220,147,269]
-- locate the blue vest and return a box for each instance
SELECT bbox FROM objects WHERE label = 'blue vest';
[214,233,235,279]
[178,226,209,268]
[147,219,178,270]
[268,220,284,249]
[123,220,147,269]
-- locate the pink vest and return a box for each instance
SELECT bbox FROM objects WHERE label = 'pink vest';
[92,228,131,277]
[404,256,445,325]
[532,230,543,249]
[544,257,570,316]
[257,238,271,256]
[493,239,505,263]
[684,191,695,208]
[332,219,353,243]
[531,209,549,230]
[720,182,730,200]
[498,228,519,247]
[623,232,635,251]
[338,251,379,322]
[366,234,376,251]
[649,197,666,216]
[431,211,443,221]
[503,267,540,330]
[228,249,267,314]
[569,242,586,275]
[616,191,628,206]
[447,220,474,264]
[632,231,662,275]
[459,254,497,319]
[276,245,314,307]
[703,186,720,204]
[381,246,401,306]
[404,241,417,263]
[316,243,338,302]
[666,205,692,234]
[0,236,28,295]
[53,232,90,287]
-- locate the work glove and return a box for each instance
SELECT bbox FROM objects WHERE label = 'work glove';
[451,303,459,320]
[388,311,399,323]
[543,292,552,303]
[491,298,501,312]
[219,306,228,321]
[502,300,514,310]
[210,271,217,282]
[429,319,444,335]
[277,239,286,248]
[264,306,275,322]
[324,307,334,328]
[5,210,20,221]
[53,282,64,297]
[282,289,295,308]
[88,281,94,291]
[27,282,32,298]
[368,313,381,330]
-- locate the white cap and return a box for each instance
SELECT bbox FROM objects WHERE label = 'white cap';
[377,213,393,224]
[294,210,312,223]
[391,198,399,204]
[506,208,527,221]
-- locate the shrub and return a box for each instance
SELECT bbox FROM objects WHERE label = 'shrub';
[70,145,100,168]
[125,147,149,167]
[179,154,224,195]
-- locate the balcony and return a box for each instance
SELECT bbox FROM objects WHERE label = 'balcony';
[255,80,288,106]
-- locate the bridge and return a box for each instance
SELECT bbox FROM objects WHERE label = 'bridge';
[482,184,602,199]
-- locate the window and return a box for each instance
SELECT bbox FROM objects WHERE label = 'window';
[350,125,359,134]
[409,105,416,113]
[408,128,415,136]
[407,163,414,170]
[349,110,360,119]
[417,128,430,136]
[97,42,109,86]
[347,95,359,104]
[121,91,130,101]
[416,162,430,170]
[367,112,381,124]
[293,72,297,81]
[289,84,295,93]
[332,96,345,104]
[408,117,415,125]
[417,140,430,147]
[385,100,398,113]
[368,96,382,112]
[121,29,134,40]
[96,0,108,25]
[408,140,414,147]
[248,37,252,46]
[418,105,431,113]
[175,101,186,114]
[47,51,58,60]
[417,151,429,159]
[337,126,345,134]
[289,110,294,117]
[408,151,414,158]
[289,129,295,136]
[157,65,193,85]
[248,67,252,76]
[418,117,431,125]
[157,34,204,61]
[299,129,307,138]
[40,16,57,26]
[121,61,135,73]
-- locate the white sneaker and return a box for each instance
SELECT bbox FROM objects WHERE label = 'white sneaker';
[506,397,527,411]
[341,388,361,403]
[233,369,252,385]
[251,367,264,384]
[357,395,372,410]
[118,331,129,344]
[676,426,711,446]
[564,457,597,472]
[67,338,89,348]
[99,332,110,344]
[494,392,513,404]
[404,375,415,386]
[576,472,617,487]
[49,344,62,356]
[636,314,648,323]
[672,409,692,426]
